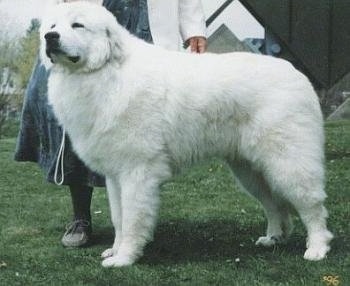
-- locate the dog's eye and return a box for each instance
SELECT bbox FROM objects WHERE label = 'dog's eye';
[51,24,56,29]
[72,23,85,29]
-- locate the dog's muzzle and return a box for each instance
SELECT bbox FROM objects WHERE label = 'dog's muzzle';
[44,32,80,63]
[45,32,61,58]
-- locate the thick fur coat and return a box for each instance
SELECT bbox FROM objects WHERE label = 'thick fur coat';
[40,2,333,267]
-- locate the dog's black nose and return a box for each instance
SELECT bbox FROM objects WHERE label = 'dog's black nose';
[45,32,60,41]
[45,32,61,60]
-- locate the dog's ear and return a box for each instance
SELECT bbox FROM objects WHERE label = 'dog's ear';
[105,16,125,66]
[84,13,125,71]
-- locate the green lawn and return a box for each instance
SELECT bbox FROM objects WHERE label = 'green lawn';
[0,121,349,286]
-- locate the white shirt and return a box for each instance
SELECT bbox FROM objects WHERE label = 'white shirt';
[147,0,207,50]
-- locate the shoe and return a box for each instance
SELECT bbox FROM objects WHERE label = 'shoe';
[61,219,92,247]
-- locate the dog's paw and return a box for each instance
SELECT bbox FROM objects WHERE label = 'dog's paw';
[101,248,116,259]
[303,245,330,261]
[304,230,332,260]
[101,254,135,267]
[255,235,283,247]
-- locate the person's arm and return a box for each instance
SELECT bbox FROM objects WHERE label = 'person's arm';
[179,0,207,53]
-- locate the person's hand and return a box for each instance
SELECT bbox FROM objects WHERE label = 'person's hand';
[188,37,207,54]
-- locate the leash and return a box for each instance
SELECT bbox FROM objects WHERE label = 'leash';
[54,127,66,185]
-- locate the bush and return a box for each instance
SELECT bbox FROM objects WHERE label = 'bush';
[0,19,39,139]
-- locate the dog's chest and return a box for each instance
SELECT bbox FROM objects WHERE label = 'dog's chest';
[48,73,158,173]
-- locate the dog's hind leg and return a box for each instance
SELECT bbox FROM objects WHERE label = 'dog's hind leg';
[102,162,170,267]
[299,202,333,261]
[101,177,122,259]
[261,152,333,261]
[228,160,293,247]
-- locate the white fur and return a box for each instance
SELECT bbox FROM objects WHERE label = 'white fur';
[41,2,333,267]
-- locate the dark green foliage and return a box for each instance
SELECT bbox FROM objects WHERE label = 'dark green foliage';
[0,24,39,139]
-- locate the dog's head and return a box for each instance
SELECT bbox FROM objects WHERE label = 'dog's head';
[40,1,124,72]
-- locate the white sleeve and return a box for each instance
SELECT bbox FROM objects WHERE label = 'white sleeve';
[179,0,207,42]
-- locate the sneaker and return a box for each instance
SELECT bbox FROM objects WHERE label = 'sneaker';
[61,219,92,247]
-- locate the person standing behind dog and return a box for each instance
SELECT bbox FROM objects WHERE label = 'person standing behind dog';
[103,0,207,53]
[15,0,207,248]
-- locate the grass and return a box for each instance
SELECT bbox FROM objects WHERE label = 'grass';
[0,121,349,286]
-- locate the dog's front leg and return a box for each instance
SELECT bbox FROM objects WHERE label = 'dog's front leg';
[101,177,122,259]
[101,165,164,267]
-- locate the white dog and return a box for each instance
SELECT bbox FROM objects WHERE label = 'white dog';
[40,2,333,267]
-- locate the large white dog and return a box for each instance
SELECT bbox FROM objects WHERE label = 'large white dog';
[40,2,333,267]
